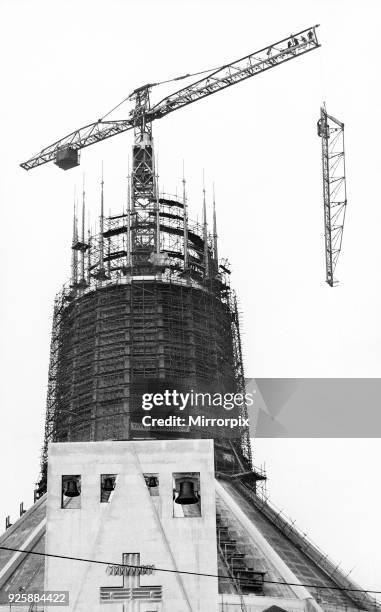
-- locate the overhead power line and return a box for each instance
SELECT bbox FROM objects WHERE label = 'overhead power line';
[0,545,380,598]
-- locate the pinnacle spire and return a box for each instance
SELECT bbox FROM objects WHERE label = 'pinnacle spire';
[213,183,218,265]
[202,171,209,279]
[126,160,132,267]
[80,174,86,283]
[155,155,160,254]
[96,162,108,281]
[182,161,189,271]
[71,197,78,286]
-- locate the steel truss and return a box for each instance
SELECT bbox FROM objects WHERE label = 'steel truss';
[318,105,347,287]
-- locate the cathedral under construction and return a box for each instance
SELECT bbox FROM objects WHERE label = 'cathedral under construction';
[0,163,378,610]
[0,26,379,612]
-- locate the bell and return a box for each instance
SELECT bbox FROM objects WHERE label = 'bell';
[175,481,199,505]
[64,479,80,497]
[147,476,158,488]
[103,477,115,492]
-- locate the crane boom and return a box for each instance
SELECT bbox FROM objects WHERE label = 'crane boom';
[149,25,320,120]
[20,25,319,171]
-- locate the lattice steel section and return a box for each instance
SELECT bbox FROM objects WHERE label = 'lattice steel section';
[318,105,347,287]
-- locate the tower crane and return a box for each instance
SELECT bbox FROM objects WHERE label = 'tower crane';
[21,26,320,272]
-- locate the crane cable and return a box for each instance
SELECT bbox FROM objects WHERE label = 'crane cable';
[100,64,222,121]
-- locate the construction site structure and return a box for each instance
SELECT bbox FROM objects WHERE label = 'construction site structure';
[41,179,253,485]
[317,105,347,287]
[2,26,379,612]
[26,26,321,489]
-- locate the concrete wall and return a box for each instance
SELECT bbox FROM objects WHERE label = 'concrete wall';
[219,594,311,612]
[45,439,218,612]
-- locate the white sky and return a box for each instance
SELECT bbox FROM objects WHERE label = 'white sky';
[0,0,380,596]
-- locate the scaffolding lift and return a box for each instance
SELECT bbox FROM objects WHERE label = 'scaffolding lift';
[318,104,347,287]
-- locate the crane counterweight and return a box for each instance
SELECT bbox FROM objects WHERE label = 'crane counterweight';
[55,147,80,170]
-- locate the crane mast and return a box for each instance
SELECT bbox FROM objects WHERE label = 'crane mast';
[20,26,320,273]
[130,86,158,271]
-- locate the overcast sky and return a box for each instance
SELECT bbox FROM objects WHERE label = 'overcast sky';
[0,0,380,596]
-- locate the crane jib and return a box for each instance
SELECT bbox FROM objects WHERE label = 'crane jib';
[20,26,320,171]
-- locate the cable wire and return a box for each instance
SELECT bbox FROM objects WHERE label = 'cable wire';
[0,545,380,598]
[100,65,221,120]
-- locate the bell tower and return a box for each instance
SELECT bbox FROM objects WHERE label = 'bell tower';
[45,440,218,612]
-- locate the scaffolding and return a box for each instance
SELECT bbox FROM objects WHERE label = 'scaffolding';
[40,191,252,483]
[318,104,347,287]
[235,480,380,611]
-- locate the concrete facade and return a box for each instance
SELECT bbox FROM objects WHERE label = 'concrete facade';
[45,439,218,612]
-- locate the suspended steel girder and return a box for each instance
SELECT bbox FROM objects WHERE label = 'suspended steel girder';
[318,105,347,287]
